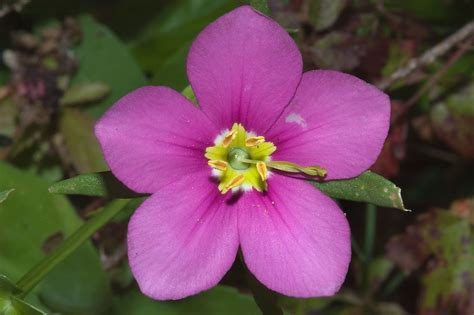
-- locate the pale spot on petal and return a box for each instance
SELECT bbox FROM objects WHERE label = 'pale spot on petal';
[285,112,307,129]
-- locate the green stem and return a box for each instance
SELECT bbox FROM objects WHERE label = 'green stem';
[15,199,129,297]
[351,236,366,263]
[364,203,377,265]
[362,203,377,294]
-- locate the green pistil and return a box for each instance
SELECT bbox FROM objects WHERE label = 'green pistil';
[239,158,328,178]
[228,148,250,170]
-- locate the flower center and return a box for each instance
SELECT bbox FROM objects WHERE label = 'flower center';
[205,123,327,194]
[227,148,250,170]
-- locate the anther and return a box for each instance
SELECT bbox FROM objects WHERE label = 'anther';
[256,161,268,181]
[208,160,228,171]
[245,136,265,147]
[225,174,245,191]
[222,129,238,148]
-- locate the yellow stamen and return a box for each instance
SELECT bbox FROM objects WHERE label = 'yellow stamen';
[208,160,228,171]
[245,136,265,147]
[225,174,245,191]
[222,129,238,148]
[206,123,327,194]
[256,161,268,181]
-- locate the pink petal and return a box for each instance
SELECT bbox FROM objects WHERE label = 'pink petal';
[128,172,239,300]
[95,86,219,193]
[187,5,302,133]
[238,175,351,297]
[266,70,390,180]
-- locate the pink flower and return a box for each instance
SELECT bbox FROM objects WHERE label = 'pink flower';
[95,6,390,300]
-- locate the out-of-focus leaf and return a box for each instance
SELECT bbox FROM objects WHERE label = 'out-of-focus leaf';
[419,210,474,314]
[367,258,394,294]
[313,171,408,211]
[372,302,407,315]
[0,275,19,295]
[130,0,238,89]
[0,189,14,204]
[59,108,107,173]
[384,0,472,23]
[280,295,333,315]
[60,82,111,106]
[449,198,474,226]
[246,270,283,315]
[309,32,362,71]
[112,285,261,315]
[430,82,474,159]
[1,275,46,314]
[49,171,142,198]
[74,15,146,118]
[386,223,429,274]
[382,42,414,78]
[0,162,111,313]
[0,97,16,139]
[305,0,346,31]
[386,208,474,314]
[1,296,46,315]
[250,0,271,15]
[25,200,129,313]
[0,97,15,157]
[371,101,407,178]
[440,52,474,84]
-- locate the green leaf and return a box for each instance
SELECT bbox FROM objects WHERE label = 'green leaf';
[59,108,108,173]
[312,171,409,211]
[1,276,45,315]
[50,170,409,213]
[246,270,283,315]
[309,31,361,71]
[60,82,111,107]
[0,189,14,204]
[419,210,474,313]
[49,171,142,198]
[17,200,129,299]
[1,297,46,315]
[112,285,261,315]
[306,0,347,31]
[0,162,111,313]
[366,258,394,294]
[130,0,238,89]
[385,207,474,313]
[279,295,333,315]
[0,275,19,295]
[182,85,198,105]
[250,0,271,16]
[384,0,471,23]
[430,81,474,159]
[74,15,146,118]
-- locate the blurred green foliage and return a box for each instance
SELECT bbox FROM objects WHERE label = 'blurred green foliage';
[0,162,111,313]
